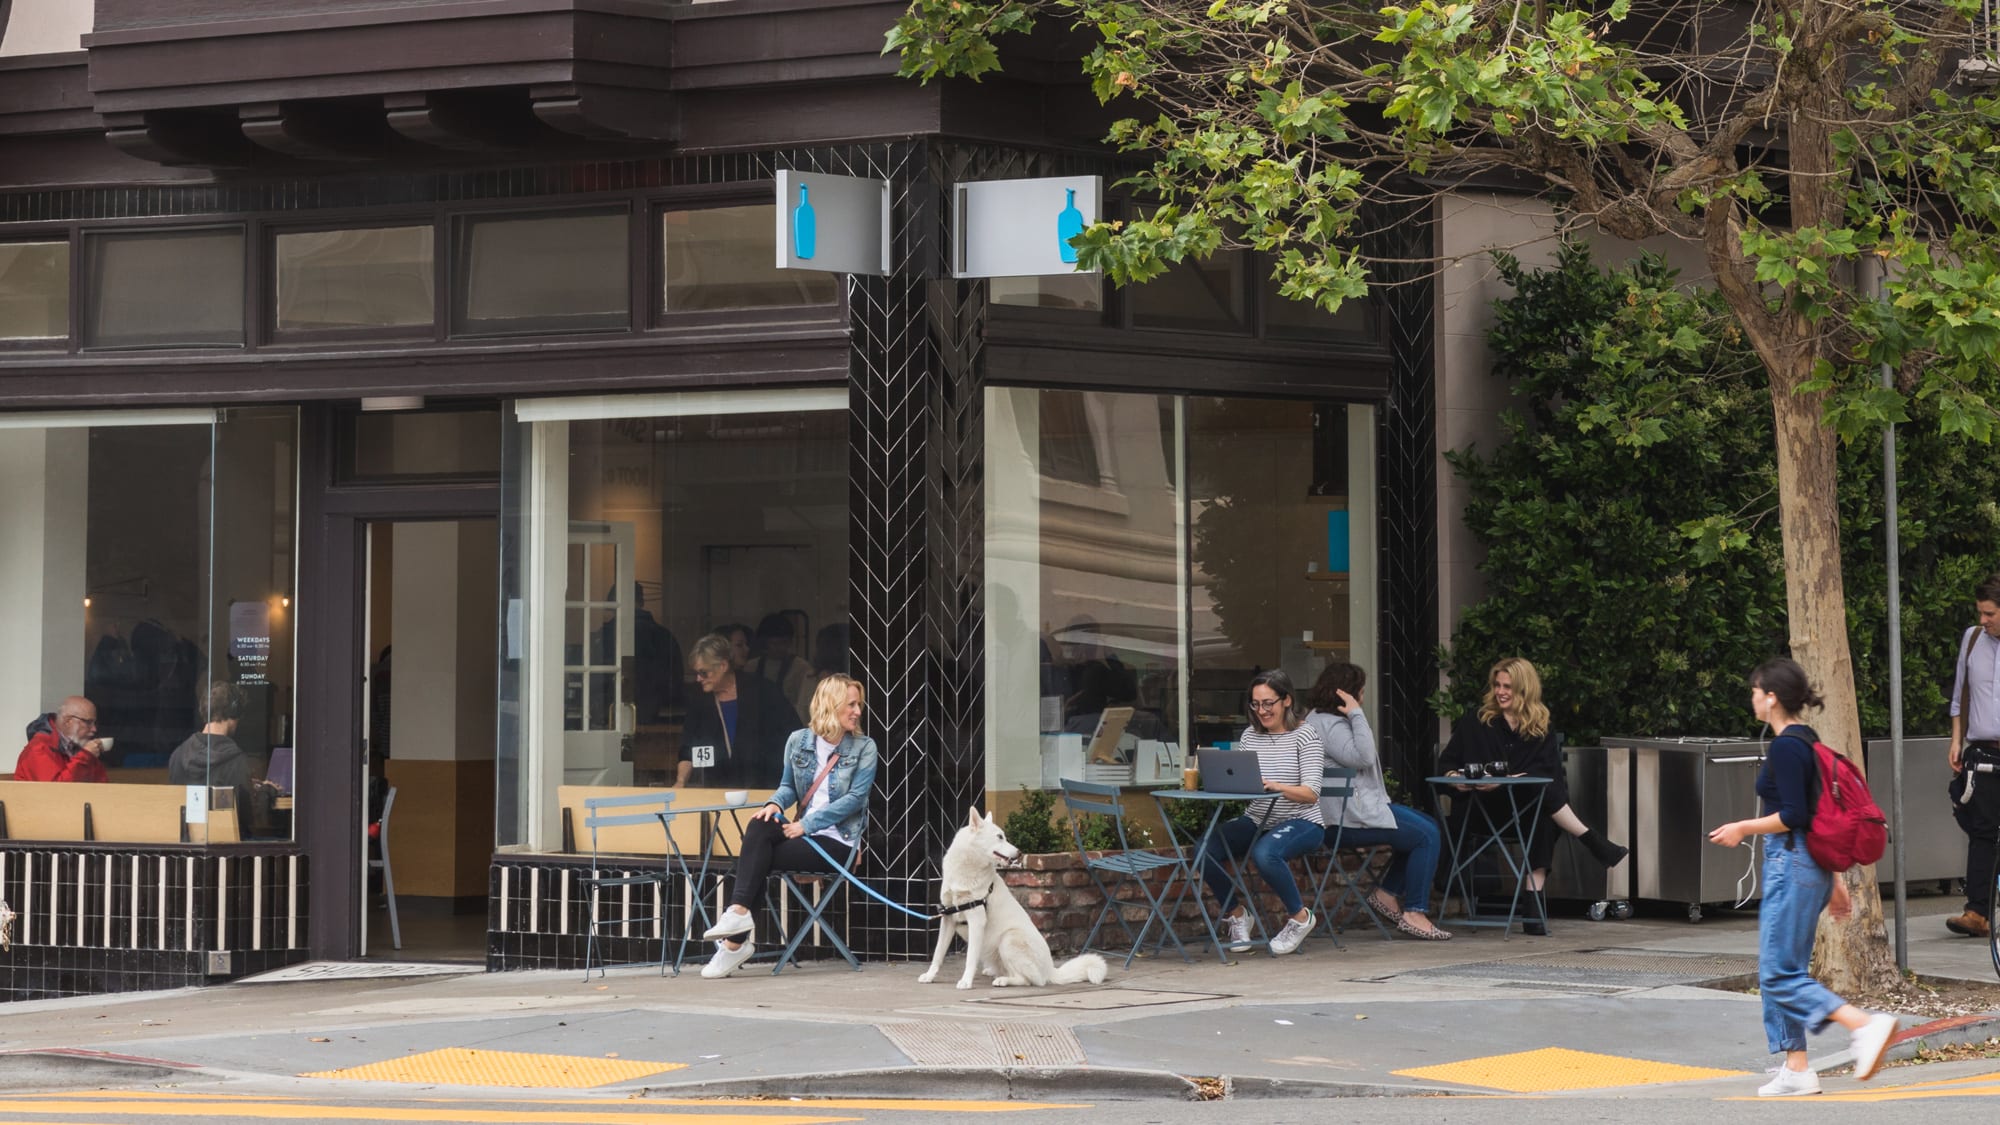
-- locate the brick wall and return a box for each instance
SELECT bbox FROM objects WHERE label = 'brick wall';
[1006,849,1371,956]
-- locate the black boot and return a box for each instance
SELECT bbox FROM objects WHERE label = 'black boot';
[1580,827,1629,868]
[1522,889,1548,936]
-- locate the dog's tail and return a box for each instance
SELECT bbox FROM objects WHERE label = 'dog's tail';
[1052,952,1108,985]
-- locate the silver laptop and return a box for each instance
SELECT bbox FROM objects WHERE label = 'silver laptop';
[1197,749,1264,794]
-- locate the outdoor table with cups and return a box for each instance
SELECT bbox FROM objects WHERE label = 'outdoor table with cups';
[1150,785,1278,963]
[1427,770,1552,937]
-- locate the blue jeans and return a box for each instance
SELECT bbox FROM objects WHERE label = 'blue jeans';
[1200,816,1322,916]
[1334,805,1442,915]
[1758,834,1846,1054]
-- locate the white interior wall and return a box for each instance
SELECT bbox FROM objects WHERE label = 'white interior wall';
[0,428,86,773]
[390,521,460,762]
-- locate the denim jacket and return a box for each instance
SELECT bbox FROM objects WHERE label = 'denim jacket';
[767,727,878,844]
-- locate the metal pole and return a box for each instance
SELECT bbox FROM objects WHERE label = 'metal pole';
[1874,257,1908,971]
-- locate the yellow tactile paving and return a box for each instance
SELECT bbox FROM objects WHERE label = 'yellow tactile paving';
[1393,1046,1748,1092]
[301,1047,686,1088]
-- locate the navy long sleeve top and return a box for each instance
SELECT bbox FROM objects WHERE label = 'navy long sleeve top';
[1756,723,1818,831]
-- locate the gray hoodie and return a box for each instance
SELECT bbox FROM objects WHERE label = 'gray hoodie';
[1301,708,1396,829]
[167,731,254,793]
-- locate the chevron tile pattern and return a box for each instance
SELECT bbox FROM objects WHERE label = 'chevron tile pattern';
[1370,199,1442,801]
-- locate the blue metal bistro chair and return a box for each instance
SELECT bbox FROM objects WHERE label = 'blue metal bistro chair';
[1060,778,1188,967]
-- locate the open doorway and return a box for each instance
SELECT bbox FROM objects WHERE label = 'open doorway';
[361,518,498,960]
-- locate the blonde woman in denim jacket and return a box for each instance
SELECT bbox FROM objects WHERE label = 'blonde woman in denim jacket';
[699,673,878,978]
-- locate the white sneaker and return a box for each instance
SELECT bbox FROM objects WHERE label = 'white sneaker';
[1757,1064,1821,1097]
[1849,1012,1897,1081]
[1224,912,1254,951]
[701,909,753,941]
[1269,911,1316,955]
[699,940,755,979]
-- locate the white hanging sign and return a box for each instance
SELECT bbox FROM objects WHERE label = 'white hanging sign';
[952,175,1102,279]
[773,170,890,276]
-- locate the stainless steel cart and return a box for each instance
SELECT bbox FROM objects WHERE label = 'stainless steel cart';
[1608,736,1769,922]
[1861,736,1963,888]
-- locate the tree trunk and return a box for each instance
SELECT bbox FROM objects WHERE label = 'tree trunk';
[1767,359,1899,995]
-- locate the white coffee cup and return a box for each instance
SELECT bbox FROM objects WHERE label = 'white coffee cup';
[724,789,749,806]
[92,737,114,754]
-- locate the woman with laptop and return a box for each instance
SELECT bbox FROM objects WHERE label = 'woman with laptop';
[1197,669,1325,956]
[1303,662,1451,940]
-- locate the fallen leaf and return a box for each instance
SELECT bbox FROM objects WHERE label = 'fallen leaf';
[605,1052,619,1058]
[1354,1014,1368,1020]
[309,1037,330,1043]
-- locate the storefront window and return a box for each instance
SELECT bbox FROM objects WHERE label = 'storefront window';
[990,274,1103,312]
[661,203,838,313]
[1130,251,1248,333]
[275,225,435,333]
[984,388,1377,794]
[498,390,848,851]
[83,229,245,349]
[0,408,299,844]
[0,240,69,341]
[456,209,629,335]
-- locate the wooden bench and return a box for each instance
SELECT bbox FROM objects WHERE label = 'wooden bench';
[0,780,242,844]
[557,785,756,856]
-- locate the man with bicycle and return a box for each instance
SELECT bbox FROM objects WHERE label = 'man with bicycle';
[1946,572,2000,939]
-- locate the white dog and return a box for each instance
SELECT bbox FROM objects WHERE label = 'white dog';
[917,807,1109,990]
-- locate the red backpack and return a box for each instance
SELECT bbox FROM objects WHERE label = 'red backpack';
[1804,741,1888,873]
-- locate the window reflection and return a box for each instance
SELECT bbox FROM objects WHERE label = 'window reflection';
[0,241,69,340]
[276,226,434,332]
[84,229,245,349]
[662,204,838,312]
[458,210,628,334]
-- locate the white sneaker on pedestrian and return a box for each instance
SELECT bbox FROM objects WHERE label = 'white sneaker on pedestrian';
[700,940,755,979]
[1269,910,1316,955]
[1224,912,1254,951]
[701,909,753,941]
[1849,1012,1897,1081]
[1757,1064,1821,1097]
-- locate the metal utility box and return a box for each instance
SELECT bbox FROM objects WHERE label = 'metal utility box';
[1609,737,1770,921]
[1861,736,1962,887]
[1543,744,1632,906]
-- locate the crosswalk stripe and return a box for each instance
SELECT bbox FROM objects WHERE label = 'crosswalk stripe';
[0,1101,857,1125]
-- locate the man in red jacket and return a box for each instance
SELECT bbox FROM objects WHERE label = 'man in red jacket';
[13,697,108,783]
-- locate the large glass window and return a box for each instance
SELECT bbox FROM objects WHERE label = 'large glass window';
[83,229,245,349]
[662,203,838,313]
[1129,252,1247,332]
[0,408,299,844]
[0,240,69,341]
[275,225,434,333]
[456,209,629,335]
[498,391,848,851]
[984,388,1377,794]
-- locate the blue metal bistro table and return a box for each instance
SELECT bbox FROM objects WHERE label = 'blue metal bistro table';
[1151,788,1275,963]
[1427,775,1552,938]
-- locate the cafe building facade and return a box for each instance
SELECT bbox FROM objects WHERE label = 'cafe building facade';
[0,0,1444,999]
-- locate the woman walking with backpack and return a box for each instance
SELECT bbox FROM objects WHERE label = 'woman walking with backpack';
[1707,657,1895,1096]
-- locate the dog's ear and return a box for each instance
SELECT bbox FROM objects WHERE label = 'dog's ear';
[967,806,982,829]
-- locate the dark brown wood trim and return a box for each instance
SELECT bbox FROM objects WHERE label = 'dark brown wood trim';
[984,340,1393,401]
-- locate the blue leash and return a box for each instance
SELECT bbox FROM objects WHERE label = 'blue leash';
[796,831,940,921]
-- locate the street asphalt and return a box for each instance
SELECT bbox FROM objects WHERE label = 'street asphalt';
[1,892,1996,1103]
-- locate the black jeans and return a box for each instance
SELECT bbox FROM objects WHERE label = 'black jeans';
[1954,745,2000,916]
[726,816,853,913]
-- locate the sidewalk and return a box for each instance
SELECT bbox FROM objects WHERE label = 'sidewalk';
[1,894,1995,1101]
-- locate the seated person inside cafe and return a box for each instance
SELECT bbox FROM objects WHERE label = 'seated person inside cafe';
[697,673,878,979]
[1302,662,1451,940]
[679,632,800,790]
[14,696,108,782]
[168,682,277,835]
[1439,656,1627,931]
[1199,670,1325,956]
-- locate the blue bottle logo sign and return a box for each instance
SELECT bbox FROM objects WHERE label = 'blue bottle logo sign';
[1056,187,1084,265]
[793,183,817,261]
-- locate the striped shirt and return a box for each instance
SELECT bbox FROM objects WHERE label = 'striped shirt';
[1238,723,1325,828]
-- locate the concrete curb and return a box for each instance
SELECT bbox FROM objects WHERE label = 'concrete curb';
[1811,1010,2000,1073]
[635,1066,1464,1101]
[0,1049,204,1090]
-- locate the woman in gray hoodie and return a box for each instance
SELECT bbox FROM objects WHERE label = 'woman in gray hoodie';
[1302,662,1451,940]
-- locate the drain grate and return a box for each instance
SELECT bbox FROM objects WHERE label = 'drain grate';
[880,1020,1086,1067]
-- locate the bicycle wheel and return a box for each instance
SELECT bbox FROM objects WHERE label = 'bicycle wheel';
[1991,847,2000,981]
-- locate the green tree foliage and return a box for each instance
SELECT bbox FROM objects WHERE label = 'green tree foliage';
[1443,245,2000,741]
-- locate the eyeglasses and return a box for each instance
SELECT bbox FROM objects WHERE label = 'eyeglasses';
[1247,698,1283,712]
[58,713,97,728]
[693,665,726,680]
